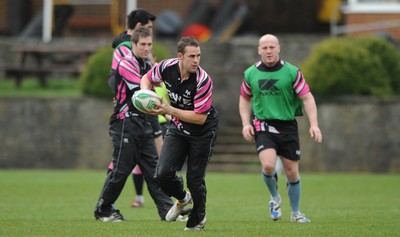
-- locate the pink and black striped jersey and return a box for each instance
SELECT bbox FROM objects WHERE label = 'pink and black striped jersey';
[146,58,218,135]
[112,54,152,120]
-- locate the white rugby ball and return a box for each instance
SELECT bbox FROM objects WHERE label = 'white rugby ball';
[132,89,161,113]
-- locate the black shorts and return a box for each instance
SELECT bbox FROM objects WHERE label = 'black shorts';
[160,122,169,137]
[148,115,162,138]
[254,119,301,161]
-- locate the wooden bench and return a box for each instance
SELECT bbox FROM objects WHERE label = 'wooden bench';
[3,44,100,87]
[3,65,83,87]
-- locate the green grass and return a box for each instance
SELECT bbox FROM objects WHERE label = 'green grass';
[0,170,399,237]
[0,77,81,97]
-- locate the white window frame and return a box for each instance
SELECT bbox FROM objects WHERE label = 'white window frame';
[343,0,400,13]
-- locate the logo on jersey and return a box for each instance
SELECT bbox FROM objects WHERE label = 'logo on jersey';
[169,91,181,103]
[259,79,281,96]
[168,90,193,107]
[182,90,193,106]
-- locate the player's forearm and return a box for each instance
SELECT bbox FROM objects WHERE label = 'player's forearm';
[140,74,153,89]
[302,93,319,127]
[239,96,252,126]
[306,107,318,128]
[167,106,207,125]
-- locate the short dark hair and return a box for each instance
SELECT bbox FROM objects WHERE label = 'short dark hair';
[127,9,156,30]
[131,27,152,44]
[177,37,200,54]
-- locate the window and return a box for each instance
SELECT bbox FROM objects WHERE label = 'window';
[357,0,400,3]
[344,0,400,13]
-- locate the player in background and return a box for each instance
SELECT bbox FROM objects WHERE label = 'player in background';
[94,27,175,222]
[239,34,322,223]
[107,8,161,208]
[109,9,156,88]
[141,37,219,231]
[154,82,172,136]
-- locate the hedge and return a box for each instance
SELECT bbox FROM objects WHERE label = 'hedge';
[301,36,400,96]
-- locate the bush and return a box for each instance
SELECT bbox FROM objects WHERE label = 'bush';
[79,47,114,98]
[301,36,400,96]
[80,41,172,98]
[152,41,173,61]
[357,36,400,94]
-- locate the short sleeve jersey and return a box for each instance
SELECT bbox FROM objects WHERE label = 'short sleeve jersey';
[112,54,152,120]
[240,60,310,121]
[146,58,218,135]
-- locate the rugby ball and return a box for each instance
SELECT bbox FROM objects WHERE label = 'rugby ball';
[132,89,161,113]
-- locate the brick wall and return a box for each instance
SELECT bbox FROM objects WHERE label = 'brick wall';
[139,0,192,21]
[345,13,400,40]
[0,0,222,37]
[139,0,219,20]
[63,0,219,37]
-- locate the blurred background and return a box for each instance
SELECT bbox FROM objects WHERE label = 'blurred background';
[0,0,340,41]
[1,0,400,42]
[0,0,399,173]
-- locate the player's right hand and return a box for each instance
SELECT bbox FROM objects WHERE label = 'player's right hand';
[242,124,254,142]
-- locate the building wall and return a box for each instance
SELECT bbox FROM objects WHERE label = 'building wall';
[1,0,329,37]
[0,1,6,34]
[345,13,400,39]
[5,1,390,38]
[0,0,219,37]
[138,0,193,21]
[0,0,63,36]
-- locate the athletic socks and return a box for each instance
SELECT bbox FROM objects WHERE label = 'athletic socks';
[262,171,279,199]
[135,195,144,203]
[263,169,302,214]
[287,179,301,213]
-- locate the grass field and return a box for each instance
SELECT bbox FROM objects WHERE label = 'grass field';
[0,77,81,97]
[0,170,398,237]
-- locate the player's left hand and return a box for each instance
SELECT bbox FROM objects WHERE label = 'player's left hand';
[148,102,169,116]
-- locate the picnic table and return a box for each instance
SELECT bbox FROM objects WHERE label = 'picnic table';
[2,44,102,87]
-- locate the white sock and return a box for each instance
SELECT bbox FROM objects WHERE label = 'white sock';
[272,194,281,202]
[180,192,190,203]
[136,195,144,203]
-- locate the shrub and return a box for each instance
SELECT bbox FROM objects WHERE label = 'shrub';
[79,47,114,98]
[301,36,400,96]
[80,41,172,98]
[357,36,400,94]
[152,41,173,61]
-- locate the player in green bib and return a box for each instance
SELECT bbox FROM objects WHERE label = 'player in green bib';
[239,34,323,223]
[243,60,304,121]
